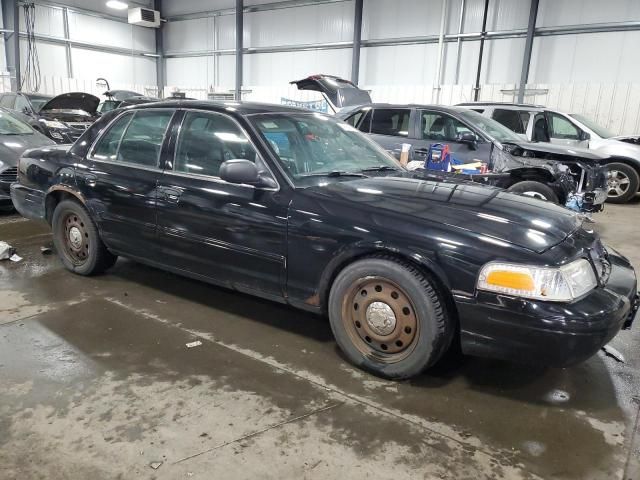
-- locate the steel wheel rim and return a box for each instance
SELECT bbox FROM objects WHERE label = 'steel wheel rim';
[522,191,547,200]
[341,276,419,363]
[62,212,89,265]
[607,170,630,197]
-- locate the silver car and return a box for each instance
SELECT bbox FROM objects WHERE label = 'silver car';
[458,102,640,204]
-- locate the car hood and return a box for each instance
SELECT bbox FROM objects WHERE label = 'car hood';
[40,92,100,115]
[593,137,640,160]
[0,133,55,167]
[302,175,582,254]
[504,141,609,162]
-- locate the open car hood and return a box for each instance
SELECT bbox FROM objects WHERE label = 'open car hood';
[40,92,100,115]
[104,90,143,101]
[291,74,372,112]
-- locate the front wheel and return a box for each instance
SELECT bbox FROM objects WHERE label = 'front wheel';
[51,199,117,275]
[507,181,559,203]
[328,257,452,379]
[605,162,639,203]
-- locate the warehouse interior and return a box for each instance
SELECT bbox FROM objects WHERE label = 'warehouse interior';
[0,1,639,479]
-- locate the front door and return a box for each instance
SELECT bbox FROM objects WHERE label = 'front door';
[76,109,174,258]
[156,109,288,299]
[412,110,491,166]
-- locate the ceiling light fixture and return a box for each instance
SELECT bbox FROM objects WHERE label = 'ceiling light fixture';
[106,0,129,10]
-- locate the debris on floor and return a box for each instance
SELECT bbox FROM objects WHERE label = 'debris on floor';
[40,245,53,255]
[0,241,15,260]
[602,344,625,363]
[149,461,163,470]
[186,340,202,348]
[9,253,22,262]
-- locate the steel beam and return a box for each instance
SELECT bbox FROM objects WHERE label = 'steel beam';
[155,0,165,97]
[13,0,20,90]
[517,0,539,103]
[62,7,73,78]
[473,0,489,101]
[454,0,465,84]
[235,0,243,100]
[433,0,447,102]
[351,0,362,84]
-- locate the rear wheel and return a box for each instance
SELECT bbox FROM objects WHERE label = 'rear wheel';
[507,181,559,204]
[52,199,117,275]
[328,257,451,379]
[605,162,639,204]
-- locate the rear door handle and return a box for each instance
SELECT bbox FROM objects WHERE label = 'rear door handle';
[159,187,182,203]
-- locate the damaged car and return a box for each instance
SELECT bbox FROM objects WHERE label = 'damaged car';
[292,75,609,213]
[10,101,639,379]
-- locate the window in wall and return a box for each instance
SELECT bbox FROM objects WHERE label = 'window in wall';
[421,112,471,141]
[370,109,410,137]
[174,111,257,177]
[548,113,580,140]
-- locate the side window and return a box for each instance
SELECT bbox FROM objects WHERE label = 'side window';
[118,111,173,167]
[92,112,134,161]
[548,113,580,140]
[174,111,257,177]
[0,95,15,109]
[370,108,410,137]
[520,112,531,132]
[421,111,471,141]
[358,109,372,133]
[14,95,30,113]
[492,109,525,134]
[345,110,363,127]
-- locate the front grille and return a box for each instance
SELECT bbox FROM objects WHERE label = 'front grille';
[0,166,17,183]
[66,122,91,131]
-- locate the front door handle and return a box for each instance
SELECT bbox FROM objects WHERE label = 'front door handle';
[83,174,97,187]
[159,187,182,204]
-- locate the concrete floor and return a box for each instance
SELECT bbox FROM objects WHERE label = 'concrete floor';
[1,200,639,480]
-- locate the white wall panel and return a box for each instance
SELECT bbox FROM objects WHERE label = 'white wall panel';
[243,49,351,86]
[537,0,640,27]
[70,48,156,85]
[166,55,236,89]
[362,0,442,40]
[68,11,155,52]
[60,0,153,17]
[20,4,64,38]
[245,1,353,47]
[20,40,67,79]
[164,18,212,53]
[480,37,525,84]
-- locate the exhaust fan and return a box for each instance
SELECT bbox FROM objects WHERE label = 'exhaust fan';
[128,7,160,28]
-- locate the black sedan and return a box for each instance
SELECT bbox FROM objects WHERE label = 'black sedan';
[11,101,638,379]
[0,108,55,209]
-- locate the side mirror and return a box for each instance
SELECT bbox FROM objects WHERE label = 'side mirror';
[456,131,478,150]
[579,130,590,141]
[219,159,277,189]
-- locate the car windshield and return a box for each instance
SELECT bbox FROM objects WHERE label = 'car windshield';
[250,113,401,185]
[0,111,33,134]
[25,95,52,112]
[455,109,523,144]
[569,114,615,139]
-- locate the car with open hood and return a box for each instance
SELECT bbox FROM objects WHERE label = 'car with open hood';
[0,91,101,144]
[10,100,638,379]
[98,90,159,114]
[458,102,640,203]
[292,75,609,213]
[0,108,55,209]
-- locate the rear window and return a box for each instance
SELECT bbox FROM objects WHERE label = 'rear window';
[492,109,527,134]
[370,109,410,137]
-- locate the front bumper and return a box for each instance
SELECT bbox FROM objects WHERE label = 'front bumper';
[457,250,637,367]
[10,183,46,220]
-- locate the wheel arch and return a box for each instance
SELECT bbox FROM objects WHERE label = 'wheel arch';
[505,167,556,187]
[602,156,640,177]
[44,186,87,224]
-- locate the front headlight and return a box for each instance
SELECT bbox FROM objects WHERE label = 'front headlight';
[477,258,597,302]
[40,119,68,129]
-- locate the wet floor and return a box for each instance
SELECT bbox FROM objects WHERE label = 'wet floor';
[1,201,639,480]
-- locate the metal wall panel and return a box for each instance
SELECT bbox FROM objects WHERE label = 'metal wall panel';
[68,11,156,52]
[537,0,640,27]
[19,39,67,78]
[70,47,157,85]
[163,17,212,54]
[20,4,65,38]
[166,54,236,89]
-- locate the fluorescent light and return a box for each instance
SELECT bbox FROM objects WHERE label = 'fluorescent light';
[106,0,128,10]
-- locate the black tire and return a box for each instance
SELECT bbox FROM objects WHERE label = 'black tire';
[51,199,117,275]
[328,257,452,379]
[605,162,639,204]
[507,181,559,203]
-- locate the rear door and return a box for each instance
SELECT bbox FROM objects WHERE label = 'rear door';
[412,109,491,165]
[368,107,414,159]
[491,108,529,140]
[155,109,288,299]
[77,108,174,259]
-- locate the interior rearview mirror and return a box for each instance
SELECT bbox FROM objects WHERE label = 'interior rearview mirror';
[457,132,478,150]
[219,159,276,189]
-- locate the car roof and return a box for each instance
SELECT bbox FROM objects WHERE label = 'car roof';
[457,101,545,109]
[348,103,479,113]
[126,99,319,116]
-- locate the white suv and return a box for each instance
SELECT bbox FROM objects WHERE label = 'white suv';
[458,103,640,203]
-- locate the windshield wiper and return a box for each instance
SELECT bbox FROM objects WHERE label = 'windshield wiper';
[360,165,399,173]
[298,170,368,178]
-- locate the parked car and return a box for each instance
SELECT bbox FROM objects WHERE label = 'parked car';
[97,90,158,114]
[292,75,609,213]
[458,102,640,203]
[0,91,100,144]
[0,108,55,210]
[11,101,638,378]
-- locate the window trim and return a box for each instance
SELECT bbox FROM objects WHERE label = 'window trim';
[163,108,280,192]
[87,108,176,171]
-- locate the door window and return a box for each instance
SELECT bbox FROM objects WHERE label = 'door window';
[492,109,526,134]
[14,95,30,113]
[421,112,472,141]
[370,108,410,137]
[92,110,172,167]
[344,110,363,127]
[548,113,580,140]
[174,111,257,177]
[0,95,15,109]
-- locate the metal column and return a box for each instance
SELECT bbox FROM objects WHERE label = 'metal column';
[13,0,21,90]
[351,0,363,84]
[473,0,489,101]
[62,7,73,78]
[235,0,243,100]
[517,0,539,103]
[433,0,447,103]
[155,0,165,98]
[454,0,465,84]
